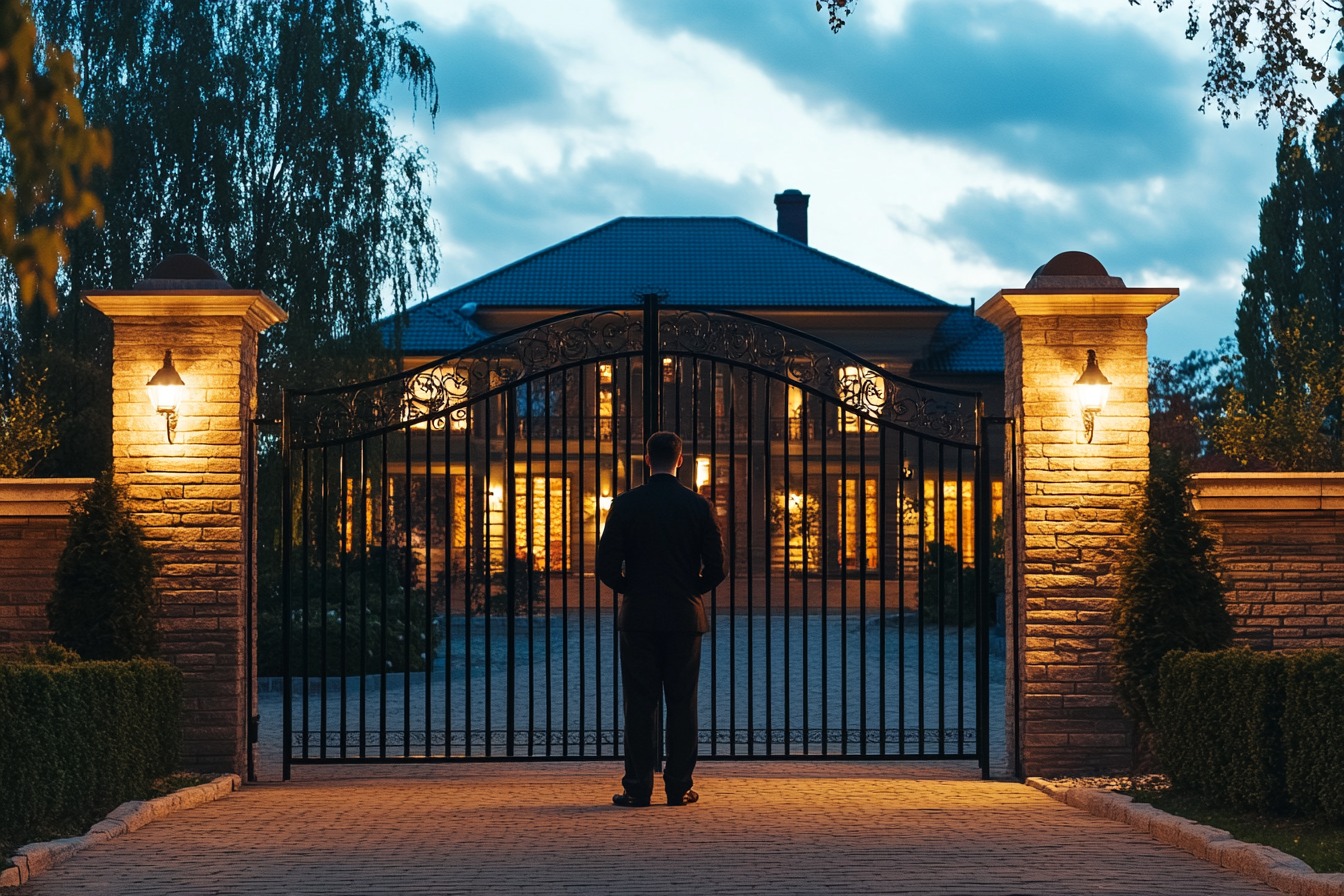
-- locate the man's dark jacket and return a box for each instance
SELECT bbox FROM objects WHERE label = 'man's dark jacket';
[596,473,726,633]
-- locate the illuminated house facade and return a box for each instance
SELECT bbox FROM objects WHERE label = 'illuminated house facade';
[368,191,1005,608]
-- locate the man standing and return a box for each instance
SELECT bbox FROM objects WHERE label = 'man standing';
[597,431,725,807]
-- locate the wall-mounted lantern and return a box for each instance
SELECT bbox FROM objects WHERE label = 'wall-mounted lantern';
[147,350,186,443]
[1074,349,1111,444]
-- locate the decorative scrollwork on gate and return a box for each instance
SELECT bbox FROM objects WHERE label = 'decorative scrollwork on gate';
[659,309,976,443]
[286,305,976,446]
[288,309,646,445]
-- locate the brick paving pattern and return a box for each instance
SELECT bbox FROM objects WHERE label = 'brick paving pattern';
[23,762,1272,895]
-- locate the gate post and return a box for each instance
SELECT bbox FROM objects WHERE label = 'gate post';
[85,258,285,777]
[976,253,1175,777]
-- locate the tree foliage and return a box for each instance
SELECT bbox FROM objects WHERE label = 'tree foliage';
[1148,341,1248,468]
[4,0,441,477]
[48,472,158,661]
[1212,97,1344,470]
[1112,448,1234,737]
[0,360,59,475]
[0,0,109,313]
[1135,1,1343,129]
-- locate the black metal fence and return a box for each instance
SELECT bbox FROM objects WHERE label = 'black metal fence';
[280,302,992,777]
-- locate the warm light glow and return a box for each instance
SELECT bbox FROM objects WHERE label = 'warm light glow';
[146,349,185,443]
[837,365,884,432]
[488,485,503,512]
[598,492,613,534]
[599,363,613,383]
[695,457,711,489]
[662,356,675,382]
[1074,349,1112,443]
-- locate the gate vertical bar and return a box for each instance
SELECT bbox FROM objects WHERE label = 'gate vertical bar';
[506,388,518,756]
[280,393,292,781]
[643,293,659,440]
[976,407,992,779]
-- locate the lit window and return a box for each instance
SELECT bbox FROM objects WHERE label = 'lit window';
[662,356,675,382]
[837,366,884,432]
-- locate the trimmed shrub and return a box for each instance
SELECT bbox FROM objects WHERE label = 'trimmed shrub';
[0,652,181,844]
[1159,648,1344,819]
[1159,648,1285,811]
[48,471,158,660]
[1284,651,1344,820]
[1112,447,1234,737]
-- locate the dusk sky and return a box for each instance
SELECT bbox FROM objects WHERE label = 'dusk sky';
[387,0,1309,361]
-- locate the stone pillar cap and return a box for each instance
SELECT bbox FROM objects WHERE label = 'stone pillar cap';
[83,289,287,331]
[975,287,1178,331]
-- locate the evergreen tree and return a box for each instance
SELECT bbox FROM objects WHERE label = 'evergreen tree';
[1112,448,1234,738]
[48,472,158,660]
[1215,85,1344,471]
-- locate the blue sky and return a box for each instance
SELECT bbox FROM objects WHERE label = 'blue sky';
[387,0,1302,360]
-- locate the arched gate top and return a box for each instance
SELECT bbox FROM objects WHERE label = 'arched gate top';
[286,305,980,448]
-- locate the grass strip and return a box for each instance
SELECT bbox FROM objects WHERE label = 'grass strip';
[1127,789,1344,873]
[0,772,213,869]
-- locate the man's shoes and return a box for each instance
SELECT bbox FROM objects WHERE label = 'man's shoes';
[612,791,651,807]
[666,789,699,806]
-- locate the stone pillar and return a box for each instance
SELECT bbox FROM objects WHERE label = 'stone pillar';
[976,252,1176,777]
[85,257,285,776]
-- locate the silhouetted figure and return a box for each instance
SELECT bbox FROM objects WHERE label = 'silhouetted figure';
[597,431,725,807]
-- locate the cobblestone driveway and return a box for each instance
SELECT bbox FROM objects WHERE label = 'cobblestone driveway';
[22,762,1273,895]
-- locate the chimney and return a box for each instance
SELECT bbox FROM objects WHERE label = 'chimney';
[774,189,810,244]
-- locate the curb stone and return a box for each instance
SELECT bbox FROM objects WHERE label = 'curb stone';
[0,774,240,888]
[1027,778,1344,896]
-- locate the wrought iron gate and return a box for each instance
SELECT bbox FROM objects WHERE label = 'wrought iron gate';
[281,299,992,778]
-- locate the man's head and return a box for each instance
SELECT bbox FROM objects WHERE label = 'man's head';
[645,431,683,475]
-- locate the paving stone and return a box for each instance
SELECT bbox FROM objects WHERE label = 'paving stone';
[21,762,1275,895]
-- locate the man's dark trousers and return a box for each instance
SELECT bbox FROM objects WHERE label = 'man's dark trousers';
[619,630,701,800]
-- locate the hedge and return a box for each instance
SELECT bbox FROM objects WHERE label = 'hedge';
[1159,648,1344,820]
[0,657,181,844]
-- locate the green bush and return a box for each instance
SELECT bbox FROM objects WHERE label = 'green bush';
[1113,447,1234,737]
[0,652,181,844]
[1284,651,1344,820]
[920,542,977,626]
[258,546,442,677]
[1160,648,1344,819]
[1159,648,1285,811]
[48,471,159,660]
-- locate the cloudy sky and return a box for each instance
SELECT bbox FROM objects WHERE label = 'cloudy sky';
[386,0,1301,360]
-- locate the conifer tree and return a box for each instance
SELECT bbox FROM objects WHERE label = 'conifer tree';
[1215,83,1344,471]
[48,472,158,660]
[1112,448,1234,737]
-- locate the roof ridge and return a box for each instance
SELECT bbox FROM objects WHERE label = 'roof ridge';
[411,215,946,310]
[722,216,948,306]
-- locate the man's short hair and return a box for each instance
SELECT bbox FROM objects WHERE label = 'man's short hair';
[646,431,682,467]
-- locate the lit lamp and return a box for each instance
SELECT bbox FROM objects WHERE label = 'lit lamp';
[147,350,186,444]
[1074,349,1111,444]
[695,457,711,490]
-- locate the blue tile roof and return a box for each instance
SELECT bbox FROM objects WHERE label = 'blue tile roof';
[911,308,1004,376]
[408,216,947,311]
[382,301,492,355]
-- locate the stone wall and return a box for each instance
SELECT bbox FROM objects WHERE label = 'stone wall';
[0,479,91,652]
[1192,472,1344,653]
